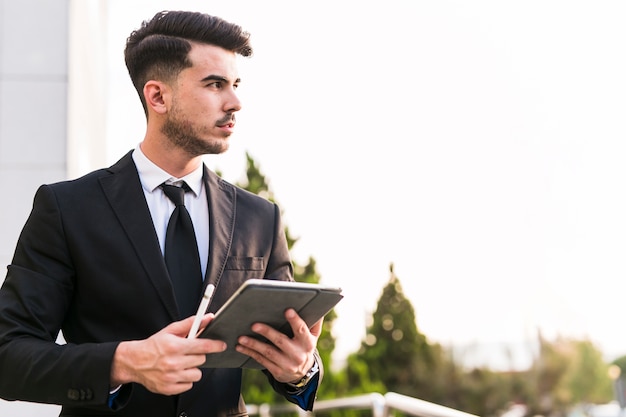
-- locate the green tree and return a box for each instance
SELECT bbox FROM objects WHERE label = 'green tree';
[612,355,626,374]
[229,153,338,404]
[223,154,619,414]
[555,339,613,406]
[458,368,507,416]
[349,264,444,401]
[527,333,613,416]
[610,356,626,406]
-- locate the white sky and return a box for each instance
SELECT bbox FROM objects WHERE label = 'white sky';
[102,0,626,370]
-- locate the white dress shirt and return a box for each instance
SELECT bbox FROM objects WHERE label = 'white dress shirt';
[132,145,209,279]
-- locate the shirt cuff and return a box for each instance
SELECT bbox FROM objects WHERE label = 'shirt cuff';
[107,385,123,409]
[284,372,320,411]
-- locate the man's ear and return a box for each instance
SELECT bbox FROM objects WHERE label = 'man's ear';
[143,80,169,115]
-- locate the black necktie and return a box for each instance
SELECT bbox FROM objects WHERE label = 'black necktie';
[161,183,203,318]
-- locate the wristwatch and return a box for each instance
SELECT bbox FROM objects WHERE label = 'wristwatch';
[286,359,319,389]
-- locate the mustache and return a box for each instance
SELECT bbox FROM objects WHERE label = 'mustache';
[216,113,236,126]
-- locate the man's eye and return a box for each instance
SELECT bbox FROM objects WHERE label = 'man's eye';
[208,82,222,89]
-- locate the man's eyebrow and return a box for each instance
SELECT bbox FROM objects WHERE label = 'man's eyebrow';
[200,74,241,84]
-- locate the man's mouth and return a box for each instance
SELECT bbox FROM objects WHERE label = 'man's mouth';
[216,115,236,128]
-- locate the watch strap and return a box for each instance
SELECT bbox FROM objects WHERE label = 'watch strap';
[286,359,319,389]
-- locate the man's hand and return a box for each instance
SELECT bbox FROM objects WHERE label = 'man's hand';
[110,314,226,395]
[235,308,322,384]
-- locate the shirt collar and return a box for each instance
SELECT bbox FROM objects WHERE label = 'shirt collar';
[132,144,204,197]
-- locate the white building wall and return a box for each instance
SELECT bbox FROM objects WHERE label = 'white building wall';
[0,0,69,272]
[0,0,107,415]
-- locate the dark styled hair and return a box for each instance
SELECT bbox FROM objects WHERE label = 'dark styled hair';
[124,10,253,115]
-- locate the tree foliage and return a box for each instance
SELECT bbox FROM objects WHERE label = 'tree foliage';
[526,334,613,416]
[232,153,339,404]
[351,264,440,397]
[224,153,619,416]
[342,262,614,417]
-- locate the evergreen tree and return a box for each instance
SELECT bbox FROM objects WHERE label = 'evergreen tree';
[229,153,338,404]
[350,264,443,400]
[221,154,618,414]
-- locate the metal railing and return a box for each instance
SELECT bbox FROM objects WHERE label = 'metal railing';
[247,392,480,417]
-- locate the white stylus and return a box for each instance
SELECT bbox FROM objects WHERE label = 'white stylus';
[187,284,216,339]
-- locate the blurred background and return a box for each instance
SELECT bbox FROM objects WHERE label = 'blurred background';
[1,0,626,415]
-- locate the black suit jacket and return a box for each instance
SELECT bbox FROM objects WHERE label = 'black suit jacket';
[0,152,314,416]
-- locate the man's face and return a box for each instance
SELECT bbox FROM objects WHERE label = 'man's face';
[162,43,242,156]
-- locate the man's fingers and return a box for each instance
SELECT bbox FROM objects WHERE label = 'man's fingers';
[309,318,323,337]
[162,314,215,337]
[284,308,311,339]
[197,313,216,334]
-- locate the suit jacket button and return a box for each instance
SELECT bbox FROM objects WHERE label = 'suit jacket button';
[67,389,80,401]
[80,388,93,400]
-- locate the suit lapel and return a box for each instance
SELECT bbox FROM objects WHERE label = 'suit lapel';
[99,151,179,320]
[203,166,236,289]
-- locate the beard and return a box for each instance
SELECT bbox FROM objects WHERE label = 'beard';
[161,108,232,157]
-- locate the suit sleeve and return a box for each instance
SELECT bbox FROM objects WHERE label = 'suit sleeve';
[0,185,118,408]
[261,204,323,410]
[263,351,323,411]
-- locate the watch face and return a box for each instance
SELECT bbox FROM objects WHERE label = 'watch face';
[289,360,319,388]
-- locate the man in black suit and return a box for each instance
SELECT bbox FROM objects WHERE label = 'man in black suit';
[0,10,322,416]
